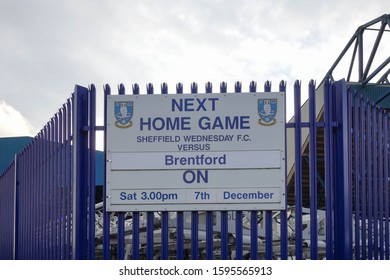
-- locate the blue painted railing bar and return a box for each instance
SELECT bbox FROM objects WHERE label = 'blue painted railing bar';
[191,211,198,260]
[279,80,288,261]
[72,85,90,260]
[161,211,169,260]
[385,115,390,260]
[264,81,274,260]
[309,80,318,260]
[220,211,228,260]
[367,102,373,260]
[250,210,258,260]
[103,84,111,260]
[147,212,154,260]
[235,210,243,260]
[359,96,367,260]
[353,94,360,260]
[116,84,125,261]
[206,211,214,260]
[176,211,184,259]
[378,110,384,260]
[294,80,303,260]
[323,80,333,260]
[132,212,140,259]
[373,105,379,260]
[333,81,353,259]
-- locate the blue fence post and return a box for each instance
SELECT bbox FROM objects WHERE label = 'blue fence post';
[129,84,140,260]
[176,211,184,259]
[13,154,19,260]
[44,125,49,258]
[103,84,111,260]
[65,98,72,259]
[161,211,169,260]
[117,84,125,260]
[191,211,199,260]
[378,110,384,260]
[332,80,353,260]
[353,93,360,259]
[383,113,390,260]
[360,96,367,259]
[206,211,214,260]
[72,85,89,260]
[309,79,318,260]
[235,210,243,260]
[145,83,155,260]
[384,114,389,260]
[49,117,55,260]
[294,80,303,260]
[367,102,373,259]
[132,212,140,260]
[324,80,334,259]
[250,211,258,260]
[147,211,154,260]
[88,84,97,260]
[279,80,288,260]
[160,83,169,260]
[264,81,273,260]
[373,107,379,260]
[220,211,229,259]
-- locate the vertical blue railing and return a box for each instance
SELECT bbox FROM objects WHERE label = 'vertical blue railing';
[293,80,303,260]
[349,85,390,260]
[0,162,15,259]
[332,80,353,259]
[0,84,95,259]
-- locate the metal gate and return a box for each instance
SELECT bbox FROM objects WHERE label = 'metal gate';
[0,79,389,260]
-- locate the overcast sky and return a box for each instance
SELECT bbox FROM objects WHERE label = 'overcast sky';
[0,0,388,146]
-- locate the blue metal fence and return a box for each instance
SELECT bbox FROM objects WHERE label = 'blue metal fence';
[350,90,390,260]
[0,79,389,260]
[0,161,16,259]
[0,85,95,259]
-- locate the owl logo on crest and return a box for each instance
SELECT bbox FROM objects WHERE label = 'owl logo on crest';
[114,101,133,128]
[258,99,277,126]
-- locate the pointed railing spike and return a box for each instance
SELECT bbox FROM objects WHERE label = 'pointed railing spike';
[161,83,168,94]
[191,82,198,94]
[146,83,154,94]
[132,83,140,95]
[176,83,183,94]
[220,82,227,93]
[234,81,242,93]
[205,82,212,93]
[249,81,257,92]
[118,83,125,95]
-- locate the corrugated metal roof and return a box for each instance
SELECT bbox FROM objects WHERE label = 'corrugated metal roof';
[0,137,104,185]
[0,136,32,174]
[348,83,390,108]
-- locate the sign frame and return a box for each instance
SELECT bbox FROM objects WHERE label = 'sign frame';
[105,92,286,211]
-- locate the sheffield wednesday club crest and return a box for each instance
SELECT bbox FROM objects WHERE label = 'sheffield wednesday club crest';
[115,101,133,128]
[258,99,277,126]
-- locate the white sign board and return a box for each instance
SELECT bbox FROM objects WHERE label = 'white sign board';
[106,92,285,211]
